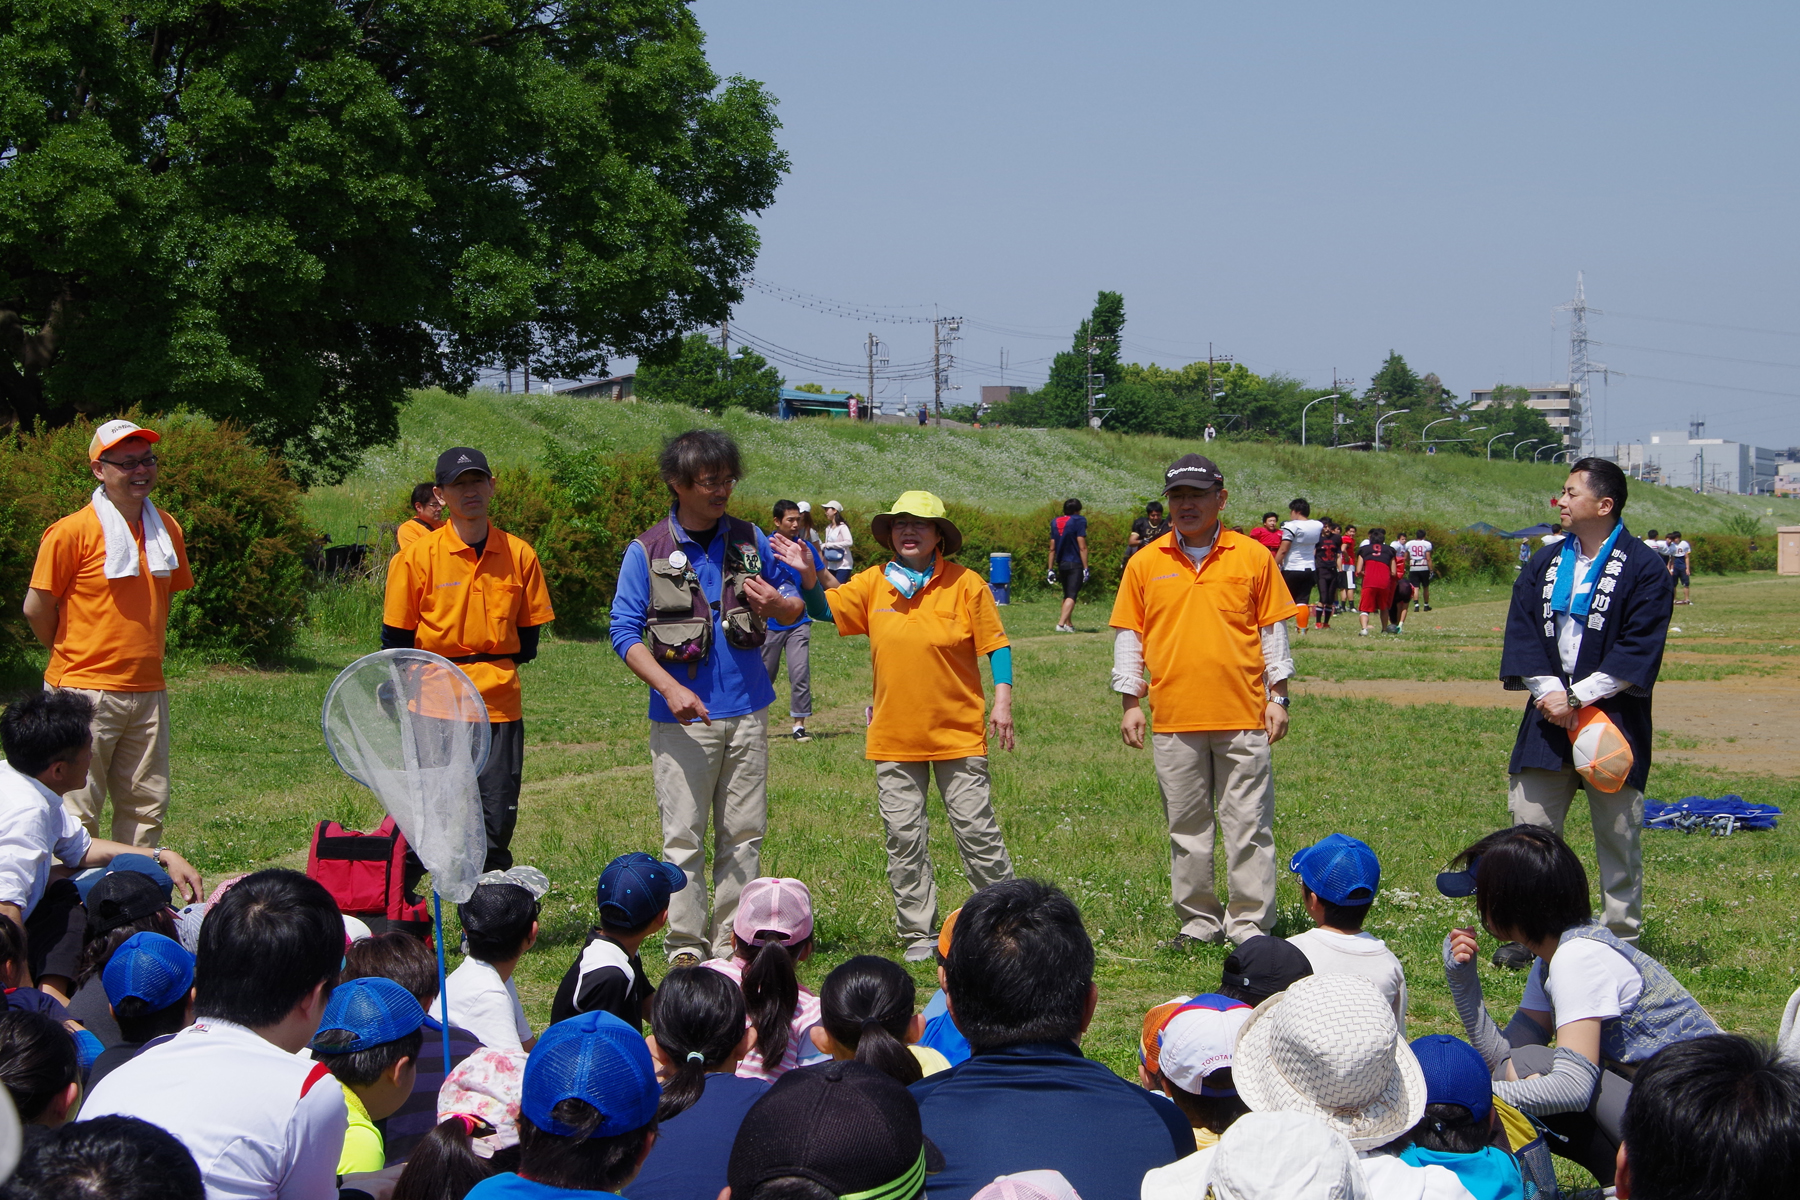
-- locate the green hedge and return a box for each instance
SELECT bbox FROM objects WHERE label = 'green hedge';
[0,415,316,662]
[1689,534,1776,574]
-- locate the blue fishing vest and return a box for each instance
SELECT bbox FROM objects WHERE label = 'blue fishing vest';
[1557,923,1718,1067]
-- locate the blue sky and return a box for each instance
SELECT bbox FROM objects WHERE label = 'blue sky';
[630,2,1800,448]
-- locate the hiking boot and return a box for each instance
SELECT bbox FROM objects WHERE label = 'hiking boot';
[1492,941,1534,971]
[904,940,938,963]
[791,727,812,743]
[1162,933,1213,952]
[668,950,703,969]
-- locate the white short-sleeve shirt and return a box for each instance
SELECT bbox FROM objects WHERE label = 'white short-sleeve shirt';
[445,956,533,1051]
[1522,938,1643,1026]
[1404,539,1433,569]
[0,760,91,915]
[1279,519,1323,572]
[1287,927,1409,1032]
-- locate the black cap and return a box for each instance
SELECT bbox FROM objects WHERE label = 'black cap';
[1218,934,1314,1006]
[1162,453,1224,494]
[86,870,174,938]
[727,1061,944,1200]
[435,447,492,487]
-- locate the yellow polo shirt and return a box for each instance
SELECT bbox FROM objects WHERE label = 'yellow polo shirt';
[825,560,1009,762]
[1109,529,1293,732]
[383,523,555,722]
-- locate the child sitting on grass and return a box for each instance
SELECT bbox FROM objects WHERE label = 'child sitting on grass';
[1139,995,1253,1155]
[447,883,539,1052]
[550,853,684,1031]
[0,1009,82,1134]
[310,976,428,1174]
[1392,1035,1527,1200]
[1285,833,1407,1031]
[811,954,950,1084]
[701,877,829,1081]
[89,931,194,1087]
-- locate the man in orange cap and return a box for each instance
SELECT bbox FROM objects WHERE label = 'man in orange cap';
[23,419,195,846]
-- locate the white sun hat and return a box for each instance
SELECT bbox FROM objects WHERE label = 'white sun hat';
[1232,974,1426,1151]
[823,500,843,511]
[1205,1112,1368,1200]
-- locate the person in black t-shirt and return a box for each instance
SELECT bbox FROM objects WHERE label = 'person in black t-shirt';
[1127,502,1170,563]
[551,853,685,1031]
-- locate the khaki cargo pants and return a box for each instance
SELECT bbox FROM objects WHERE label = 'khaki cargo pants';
[1152,728,1276,944]
[650,710,768,960]
[58,687,170,847]
[874,756,1015,956]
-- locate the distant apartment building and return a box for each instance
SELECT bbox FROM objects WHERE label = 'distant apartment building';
[1602,428,1779,494]
[981,385,1026,407]
[1469,384,1575,434]
[1775,461,1800,498]
[556,374,636,401]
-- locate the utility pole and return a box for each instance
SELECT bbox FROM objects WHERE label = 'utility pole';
[719,319,729,356]
[866,332,887,419]
[1086,333,1116,428]
[1205,343,1235,431]
[1332,370,1356,447]
[932,315,961,426]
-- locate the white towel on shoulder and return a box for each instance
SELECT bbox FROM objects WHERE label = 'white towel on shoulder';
[91,486,179,579]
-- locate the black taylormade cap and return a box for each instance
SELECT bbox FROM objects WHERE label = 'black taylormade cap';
[435,447,492,487]
[727,1061,944,1200]
[1162,453,1224,493]
[1219,934,1314,1006]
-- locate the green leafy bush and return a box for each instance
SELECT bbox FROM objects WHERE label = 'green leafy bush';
[0,414,316,662]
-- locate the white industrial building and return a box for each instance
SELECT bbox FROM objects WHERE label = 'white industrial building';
[1602,427,1779,495]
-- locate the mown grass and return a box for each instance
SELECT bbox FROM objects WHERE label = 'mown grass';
[5,567,1794,1117]
[302,390,1797,541]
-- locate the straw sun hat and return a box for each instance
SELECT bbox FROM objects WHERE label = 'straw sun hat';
[1231,974,1427,1151]
[869,490,964,556]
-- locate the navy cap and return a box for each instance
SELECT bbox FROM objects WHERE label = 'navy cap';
[309,976,427,1053]
[521,1010,660,1138]
[101,932,194,1012]
[597,853,686,930]
[1288,833,1381,906]
[1410,1034,1493,1123]
[1162,453,1224,494]
[1436,856,1481,898]
[435,447,492,487]
[86,869,175,938]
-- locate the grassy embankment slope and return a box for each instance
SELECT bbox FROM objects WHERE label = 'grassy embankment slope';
[304,389,1795,540]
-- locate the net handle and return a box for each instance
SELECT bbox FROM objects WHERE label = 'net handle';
[434,891,452,1072]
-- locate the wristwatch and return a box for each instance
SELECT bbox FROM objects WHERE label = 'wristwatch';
[1566,689,1584,710]
[1268,695,1290,708]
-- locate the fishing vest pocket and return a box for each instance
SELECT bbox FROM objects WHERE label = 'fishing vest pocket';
[648,560,697,614]
[721,601,767,650]
[646,617,711,665]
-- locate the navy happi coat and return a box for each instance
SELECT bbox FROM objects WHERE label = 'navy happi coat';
[1500,525,1673,792]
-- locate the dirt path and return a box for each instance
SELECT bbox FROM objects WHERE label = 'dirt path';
[1292,676,1798,776]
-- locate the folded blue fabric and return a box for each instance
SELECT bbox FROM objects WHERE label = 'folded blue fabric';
[1645,795,1780,833]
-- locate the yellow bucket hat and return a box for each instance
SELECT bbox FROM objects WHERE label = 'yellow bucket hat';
[869,490,963,556]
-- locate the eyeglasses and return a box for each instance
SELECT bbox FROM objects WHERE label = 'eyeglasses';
[98,454,158,471]
[692,475,737,492]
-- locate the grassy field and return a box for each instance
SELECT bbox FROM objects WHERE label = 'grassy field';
[301,390,1797,542]
[8,567,1795,1116]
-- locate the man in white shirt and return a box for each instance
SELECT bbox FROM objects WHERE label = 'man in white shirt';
[83,869,349,1200]
[445,881,539,1051]
[1664,530,1691,605]
[0,690,202,1001]
[1402,530,1434,612]
[1274,499,1323,635]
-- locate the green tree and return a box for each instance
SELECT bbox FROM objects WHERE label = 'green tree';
[0,0,787,481]
[1037,290,1125,428]
[635,334,781,414]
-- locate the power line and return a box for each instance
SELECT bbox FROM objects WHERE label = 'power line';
[1610,370,1800,400]
[1592,340,1800,371]
[748,279,938,325]
[1598,310,1800,340]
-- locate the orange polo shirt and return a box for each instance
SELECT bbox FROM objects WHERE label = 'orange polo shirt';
[1109,528,1294,733]
[394,517,437,554]
[824,560,1010,762]
[383,523,555,722]
[29,505,195,692]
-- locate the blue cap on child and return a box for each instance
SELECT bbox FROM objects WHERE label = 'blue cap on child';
[1288,833,1381,905]
[597,852,686,929]
[308,976,427,1052]
[101,931,194,1012]
[1409,1034,1493,1123]
[521,1010,660,1137]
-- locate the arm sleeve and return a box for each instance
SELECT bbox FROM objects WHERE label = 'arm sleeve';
[1260,621,1294,687]
[986,646,1012,687]
[1442,933,1515,1071]
[802,581,836,623]
[608,541,652,660]
[1493,1047,1602,1116]
[573,968,635,1023]
[380,625,416,650]
[52,811,91,870]
[1569,671,1628,706]
[1523,675,1563,701]
[282,1076,351,1200]
[0,818,45,909]
[1111,628,1147,696]
[512,624,541,665]
[27,521,79,597]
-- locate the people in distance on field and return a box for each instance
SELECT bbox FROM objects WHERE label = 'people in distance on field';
[1127,501,1171,562]
[1247,513,1283,556]
[811,954,951,1084]
[763,501,832,744]
[630,966,765,1200]
[820,500,856,584]
[551,853,682,1031]
[1340,524,1359,610]
[396,482,445,554]
[1436,825,1718,1185]
[700,877,828,1081]
[1312,518,1342,628]
[1663,531,1691,604]
[1285,834,1407,1032]
[1355,528,1402,636]
[1048,499,1089,633]
[446,882,540,1053]
[309,976,428,1174]
[1404,529,1435,612]
[910,878,1193,1200]
[1276,499,1323,636]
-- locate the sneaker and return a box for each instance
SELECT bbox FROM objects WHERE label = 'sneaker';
[1491,941,1534,971]
[1422,604,1433,612]
[1359,629,1370,637]
[1162,932,1212,952]
[904,941,938,963]
[1054,624,1074,633]
[668,950,703,969]
[791,727,812,743]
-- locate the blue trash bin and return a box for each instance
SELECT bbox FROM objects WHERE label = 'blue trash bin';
[989,551,1011,605]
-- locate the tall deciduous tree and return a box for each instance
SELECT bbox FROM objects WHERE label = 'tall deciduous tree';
[1037,290,1125,428]
[0,0,786,480]
[635,333,780,414]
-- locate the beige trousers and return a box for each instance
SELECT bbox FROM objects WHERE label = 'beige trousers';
[650,710,769,960]
[1510,766,1643,942]
[58,688,170,846]
[1151,729,1276,943]
[874,757,1015,954]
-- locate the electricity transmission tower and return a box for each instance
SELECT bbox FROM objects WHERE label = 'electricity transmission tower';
[932,316,961,426]
[1557,272,1607,458]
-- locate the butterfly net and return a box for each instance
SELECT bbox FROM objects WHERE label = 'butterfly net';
[322,649,491,904]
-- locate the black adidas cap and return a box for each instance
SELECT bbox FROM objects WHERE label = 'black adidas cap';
[435,447,492,487]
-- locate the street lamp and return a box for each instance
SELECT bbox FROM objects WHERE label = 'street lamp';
[1301,394,1340,447]
[1534,443,1561,462]
[1487,431,1517,460]
[1513,438,1541,460]
[1420,417,1458,443]
[1374,409,1410,451]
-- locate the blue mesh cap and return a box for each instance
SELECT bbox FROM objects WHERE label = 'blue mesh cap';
[1410,1034,1493,1123]
[100,931,194,1012]
[521,1011,660,1138]
[308,976,427,1052]
[1288,833,1381,906]
[596,852,687,930]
